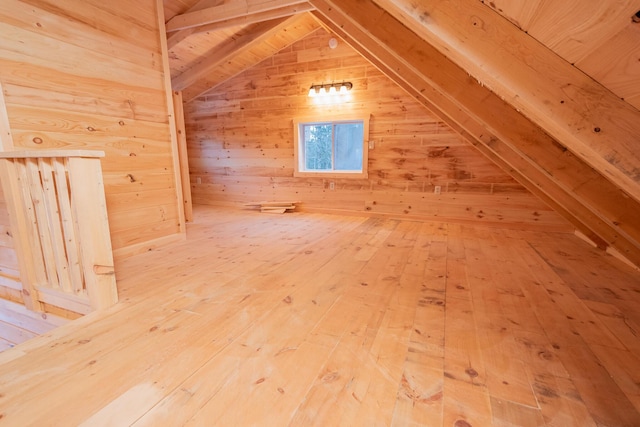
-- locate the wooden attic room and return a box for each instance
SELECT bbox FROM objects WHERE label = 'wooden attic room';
[0,0,639,424]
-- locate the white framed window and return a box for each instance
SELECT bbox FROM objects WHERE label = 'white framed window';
[293,115,369,178]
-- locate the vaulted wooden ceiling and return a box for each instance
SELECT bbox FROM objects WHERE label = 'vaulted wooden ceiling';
[162,0,640,267]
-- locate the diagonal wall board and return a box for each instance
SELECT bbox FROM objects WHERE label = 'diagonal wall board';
[309,0,640,268]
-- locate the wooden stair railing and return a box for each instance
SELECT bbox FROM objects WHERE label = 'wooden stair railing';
[0,150,117,315]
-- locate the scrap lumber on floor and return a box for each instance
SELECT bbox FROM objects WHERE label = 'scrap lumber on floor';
[0,205,638,426]
[245,201,299,213]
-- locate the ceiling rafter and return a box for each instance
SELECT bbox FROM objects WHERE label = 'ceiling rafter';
[185,14,320,101]
[166,0,227,50]
[166,0,310,32]
[374,0,640,206]
[168,3,315,49]
[172,17,289,92]
[309,0,640,268]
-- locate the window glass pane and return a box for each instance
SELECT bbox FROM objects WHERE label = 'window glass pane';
[303,124,332,170]
[334,122,363,171]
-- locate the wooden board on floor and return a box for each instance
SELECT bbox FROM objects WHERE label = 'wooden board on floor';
[245,201,299,213]
[0,205,638,425]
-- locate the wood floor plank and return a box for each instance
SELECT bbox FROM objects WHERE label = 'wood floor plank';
[588,344,640,413]
[290,221,415,426]
[391,225,446,426]
[583,300,640,355]
[513,236,640,427]
[463,236,540,409]
[441,228,494,427]
[490,395,545,427]
[0,205,637,426]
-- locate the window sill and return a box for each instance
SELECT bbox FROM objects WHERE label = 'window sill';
[294,170,368,179]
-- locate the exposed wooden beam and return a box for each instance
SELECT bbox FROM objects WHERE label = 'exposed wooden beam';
[374,0,640,205]
[172,17,288,92]
[309,0,640,268]
[166,0,226,49]
[183,13,319,101]
[167,3,315,50]
[164,0,226,22]
[167,28,196,50]
[156,0,186,234]
[171,90,193,222]
[166,0,310,32]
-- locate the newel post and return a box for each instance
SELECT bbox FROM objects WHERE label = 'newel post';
[67,156,118,310]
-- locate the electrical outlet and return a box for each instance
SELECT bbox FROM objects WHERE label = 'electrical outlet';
[368,140,375,149]
[329,181,335,191]
[196,177,202,184]
[434,185,441,195]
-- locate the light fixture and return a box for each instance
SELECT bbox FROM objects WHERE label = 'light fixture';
[307,82,353,97]
[308,86,321,97]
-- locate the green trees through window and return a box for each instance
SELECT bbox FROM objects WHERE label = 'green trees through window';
[301,121,364,172]
[303,123,332,170]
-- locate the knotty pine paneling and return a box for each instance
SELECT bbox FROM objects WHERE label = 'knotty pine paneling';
[185,29,570,231]
[0,0,181,266]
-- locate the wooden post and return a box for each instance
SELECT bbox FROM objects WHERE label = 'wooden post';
[0,82,14,151]
[67,156,118,310]
[156,0,187,233]
[172,90,193,222]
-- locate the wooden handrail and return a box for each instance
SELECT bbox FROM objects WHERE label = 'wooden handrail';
[0,150,104,159]
[0,150,117,314]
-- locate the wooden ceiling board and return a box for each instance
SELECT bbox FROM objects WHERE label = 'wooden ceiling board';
[626,94,640,111]
[174,19,289,91]
[168,25,246,78]
[163,0,221,21]
[375,0,640,205]
[480,0,543,30]
[525,0,640,64]
[163,0,195,20]
[182,13,320,100]
[183,3,314,37]
[164,0,228,49]
[577,23,640,111]
[166,0,308,31]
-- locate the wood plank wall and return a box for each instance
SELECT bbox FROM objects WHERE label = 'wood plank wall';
[0,0,182,305]
[185,28,570,231]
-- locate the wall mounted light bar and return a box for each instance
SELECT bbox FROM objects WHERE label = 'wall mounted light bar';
[308,82,353,97]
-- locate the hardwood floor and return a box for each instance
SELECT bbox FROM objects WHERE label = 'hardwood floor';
[0,205,638,426]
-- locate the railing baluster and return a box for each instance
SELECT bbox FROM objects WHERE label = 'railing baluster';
[52,158,84,297]
[38,158,73,293]
[67,156,117,310]
[24,158,59,290]
[15,159,48,288]
[0,150,117,314]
